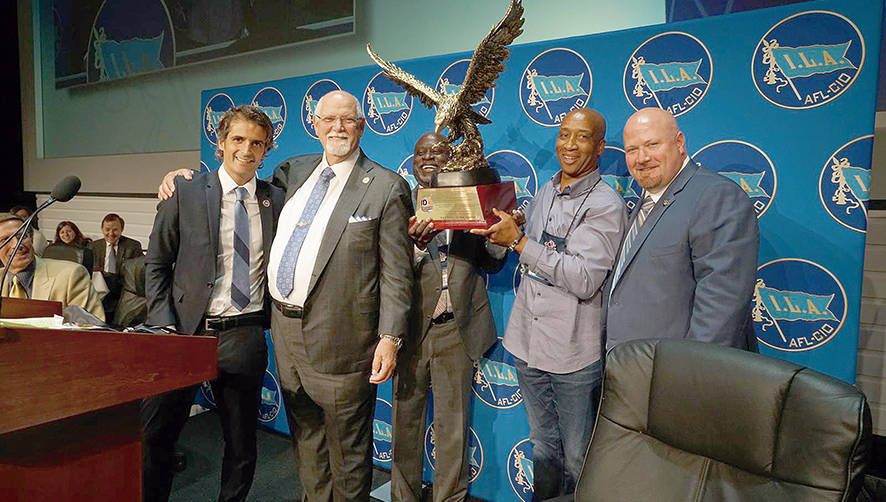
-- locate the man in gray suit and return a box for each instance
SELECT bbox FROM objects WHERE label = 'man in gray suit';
[144,105,284,502]
[391,132,506,502]
[267,90,412,501]
[604,107,759,350]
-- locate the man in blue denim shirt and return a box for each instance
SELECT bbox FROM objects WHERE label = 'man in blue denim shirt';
[473,108,626,499]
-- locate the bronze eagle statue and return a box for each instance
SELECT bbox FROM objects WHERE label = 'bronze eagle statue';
[366,0,524,172]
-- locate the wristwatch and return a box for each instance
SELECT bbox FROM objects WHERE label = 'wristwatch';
[380,334,403,350]
[508,232,525,252]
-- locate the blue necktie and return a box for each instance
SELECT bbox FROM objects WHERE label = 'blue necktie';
[276,167,336,298]
[231,187,251,310]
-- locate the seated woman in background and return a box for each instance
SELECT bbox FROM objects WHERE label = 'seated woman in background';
[44,221,94,272]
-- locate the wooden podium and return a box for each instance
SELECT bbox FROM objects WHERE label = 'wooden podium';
[0,297,217,501]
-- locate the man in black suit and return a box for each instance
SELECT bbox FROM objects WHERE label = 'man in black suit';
[90,213,143,322]
[391,133,506,502]
[144,105,284,502]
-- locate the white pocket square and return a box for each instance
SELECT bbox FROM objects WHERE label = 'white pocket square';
[348,215,374,223]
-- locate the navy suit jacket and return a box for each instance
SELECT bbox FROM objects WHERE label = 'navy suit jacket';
[146,171,284,335]
[604,162,759,350]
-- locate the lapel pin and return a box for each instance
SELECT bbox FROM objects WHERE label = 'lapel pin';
[362,176,370,184]
[262,199,270,208]
[662,199,671,207]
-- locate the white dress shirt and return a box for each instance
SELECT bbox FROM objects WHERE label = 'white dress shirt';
[268,149,359,307]
[104,242,117,273]
[207,167,265,316]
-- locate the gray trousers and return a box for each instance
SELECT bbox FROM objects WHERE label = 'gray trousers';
[270,310,376,502]
[391,318,475,502]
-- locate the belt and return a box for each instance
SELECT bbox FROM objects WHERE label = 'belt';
[431,311,455,325]
[203,311,265,332]
[273,298,304,319]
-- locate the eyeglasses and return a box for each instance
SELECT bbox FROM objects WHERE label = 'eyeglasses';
[315,115,361,126]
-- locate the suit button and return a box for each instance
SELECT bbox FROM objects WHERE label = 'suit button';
[207,282,213,288]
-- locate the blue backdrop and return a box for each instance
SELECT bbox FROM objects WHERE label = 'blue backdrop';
[198,0,881,500]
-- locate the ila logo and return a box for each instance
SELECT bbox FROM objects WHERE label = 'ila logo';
[520,48,592,127]
[819,135,872,233]
[372,397,393,465]
[86,1,174,83]
[203,93,235,145]
[693,140,777,219]
[753,259,847,352]
[600,146,642,212]
[301,79,341,139]
[472,342,523,409]
[508,439,535,502]
[363,72,413,136]
[424,425,483,483]
[396,154,418,191]
[437,59,495,117]
[624,31,713,117]
[251,87,287,141]
[752,11,864,109]
[258,370,282,423]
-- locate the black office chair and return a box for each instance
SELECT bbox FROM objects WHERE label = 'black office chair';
[569,339,870,502]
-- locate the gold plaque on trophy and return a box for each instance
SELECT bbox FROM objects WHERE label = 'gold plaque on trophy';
[415,181,517,230]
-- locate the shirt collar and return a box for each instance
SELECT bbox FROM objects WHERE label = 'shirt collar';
[645,156,690,203]
[552,167,601,197]
[319,148,360,179]
[218,164,257,197]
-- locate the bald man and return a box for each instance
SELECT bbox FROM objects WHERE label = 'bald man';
[473,109,626,499]
[392,132,506,502]
[604,107,759,350]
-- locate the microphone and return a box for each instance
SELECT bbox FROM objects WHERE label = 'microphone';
[1,176,81,310]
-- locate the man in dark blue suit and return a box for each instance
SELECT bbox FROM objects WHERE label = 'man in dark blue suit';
[605,107,759,350]
[143,105,284,502]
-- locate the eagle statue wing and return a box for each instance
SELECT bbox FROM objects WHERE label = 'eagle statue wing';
[366,44,443,110]
[457,0,525,109]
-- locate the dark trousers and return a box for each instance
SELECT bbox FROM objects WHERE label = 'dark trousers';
[271,310,376,502]
[141,324,267,502]
[391,318,474,502]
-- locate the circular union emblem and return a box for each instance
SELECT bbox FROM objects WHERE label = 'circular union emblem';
[818,135,872,233]
[199,161,210,173]
[203,93,236,145]
[86,0,175,84]
[251,87,287,140]
[363,72,413,136]
[692,140,777,219]
[472,342,523,409]
[752,11,864,110]
[507,438,535,502]
[257,369,282,423]
[424,425,483,483]
[199,381,216,407]
[396,154,419,191]
[520,48,592,127]
[599,145,642,211]
[623,31,713,117]
[437,59,495,118]
[372,397,393,464]
[420,196,434,212]
[753,258,847,352]
[486,150,538,211]
[301,79,342,139]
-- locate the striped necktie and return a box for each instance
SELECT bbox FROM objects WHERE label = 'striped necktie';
[276,167,336,298]
[612,195,655,286]
[231,186,251,311]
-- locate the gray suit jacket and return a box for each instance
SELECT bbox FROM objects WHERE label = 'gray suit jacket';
[271,151,413,374]
[145,171,284,335]
[604,162,759,350]
[414,231,505,361]
[90,235,142,272]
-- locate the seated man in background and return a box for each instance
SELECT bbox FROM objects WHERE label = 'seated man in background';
[44,221,94,272]
[10,205,48,256]
[90,213,143,323]
[0,213,105,320]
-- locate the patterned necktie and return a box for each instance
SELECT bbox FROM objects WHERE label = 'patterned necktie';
[276,167,336,298]
[433,243,450,318]
[106,244,117,274]
[612,195,655,285]
[231,187,250,311]
[9,276,27,299]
